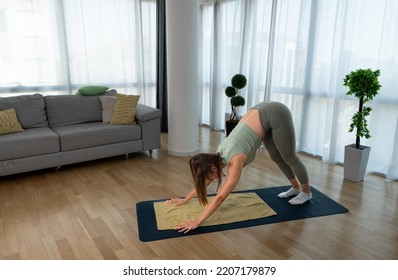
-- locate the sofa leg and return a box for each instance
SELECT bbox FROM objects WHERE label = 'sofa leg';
[125,154,130,159]
[55,166,62,171]
[149,150,153,157]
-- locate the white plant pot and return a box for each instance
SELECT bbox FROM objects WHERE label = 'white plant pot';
[344,144,371,182]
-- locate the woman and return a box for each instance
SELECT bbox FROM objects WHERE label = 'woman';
[167,101,312,233]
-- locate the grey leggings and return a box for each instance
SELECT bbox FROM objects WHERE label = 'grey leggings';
[252,101,309,184]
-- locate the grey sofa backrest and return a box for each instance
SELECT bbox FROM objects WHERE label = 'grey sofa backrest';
[45,95,103,127]
[0,93,48,129]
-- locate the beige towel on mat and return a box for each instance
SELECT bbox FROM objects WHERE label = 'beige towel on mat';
[154,192,277,230]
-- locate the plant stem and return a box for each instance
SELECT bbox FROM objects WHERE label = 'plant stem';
[356,97,364,149]
[230,105,237,120]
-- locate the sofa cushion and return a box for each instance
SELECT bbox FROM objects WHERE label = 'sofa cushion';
[51,122,141,151]
[99,95,116,123]
[45,95,103,127]
[0,127,60,161]
[0,108,24,135]
[110,94,140,125]
[78,85,109,96]
[0,94,48,128]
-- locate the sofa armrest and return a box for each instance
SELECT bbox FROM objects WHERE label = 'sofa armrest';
[136,104,162,122]
[136,104,162,151]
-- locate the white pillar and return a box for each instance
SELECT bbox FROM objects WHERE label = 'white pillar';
[166,0,199,157]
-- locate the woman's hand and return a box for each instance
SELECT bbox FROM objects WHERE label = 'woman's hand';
[165,197,186,206]
[175,220,199,234]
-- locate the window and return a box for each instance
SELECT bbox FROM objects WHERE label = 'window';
[199,0,398,179]
[0,0,157,108]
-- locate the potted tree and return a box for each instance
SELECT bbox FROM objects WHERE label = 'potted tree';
[225,73,247,136]
[343,68,381,182]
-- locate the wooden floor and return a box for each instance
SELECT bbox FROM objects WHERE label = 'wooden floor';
[0,126,397,260]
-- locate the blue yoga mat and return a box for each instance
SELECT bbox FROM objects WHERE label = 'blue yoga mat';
[136,186,349,242]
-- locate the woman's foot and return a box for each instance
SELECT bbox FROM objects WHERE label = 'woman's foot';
[278,187,301,198]
[288,191,312,205]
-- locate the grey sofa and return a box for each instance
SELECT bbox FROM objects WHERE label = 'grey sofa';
[0,92,161,177]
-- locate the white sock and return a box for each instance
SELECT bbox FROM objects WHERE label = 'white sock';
[278,187,301,198]
[288,192,312,205]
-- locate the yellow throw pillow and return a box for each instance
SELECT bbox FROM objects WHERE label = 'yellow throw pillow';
[0,108,24,135]
[110,94,140,125]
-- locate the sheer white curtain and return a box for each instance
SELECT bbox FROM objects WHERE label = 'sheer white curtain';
[0,0,156,107]
[199,0,398,180]
[0,0,67,95]
[63,0,156,105]
[199,0,273,130]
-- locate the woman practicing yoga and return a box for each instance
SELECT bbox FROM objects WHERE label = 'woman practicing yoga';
[167,101,312,233]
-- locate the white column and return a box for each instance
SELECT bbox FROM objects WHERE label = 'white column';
[166,0,199,157]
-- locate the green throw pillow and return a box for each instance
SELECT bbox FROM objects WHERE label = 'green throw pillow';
[78,85,109,96]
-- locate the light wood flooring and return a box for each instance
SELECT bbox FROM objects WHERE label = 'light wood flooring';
[0,126,397,260]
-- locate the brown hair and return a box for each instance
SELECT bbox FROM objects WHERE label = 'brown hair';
[189,153,223,207]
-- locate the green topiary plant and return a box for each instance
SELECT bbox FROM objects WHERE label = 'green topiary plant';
[343,68,381,149]
[225,74,247,121]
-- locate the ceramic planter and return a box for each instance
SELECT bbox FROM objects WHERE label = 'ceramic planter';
[344,144,371,182]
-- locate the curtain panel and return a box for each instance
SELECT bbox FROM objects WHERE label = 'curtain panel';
[156,0,168,132]
[199,0,398,180]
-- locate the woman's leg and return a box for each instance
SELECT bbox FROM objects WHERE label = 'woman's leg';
[267,103,312,204]
[263,131,302,197]
[263,130,296,180]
